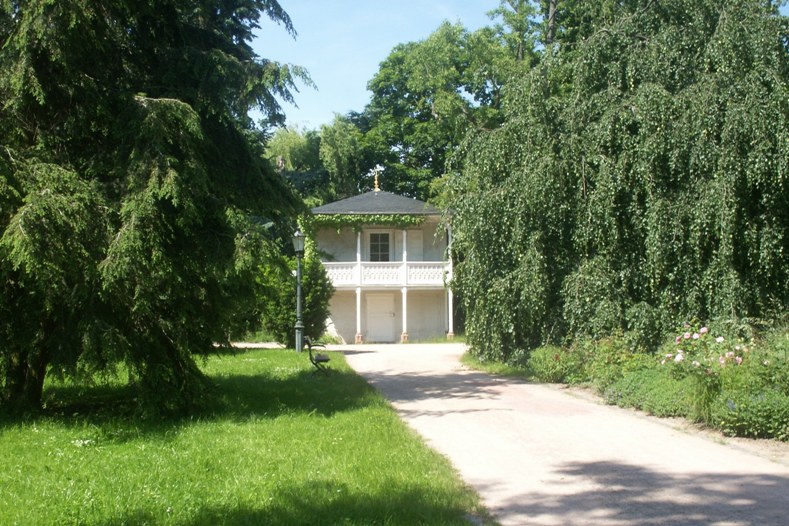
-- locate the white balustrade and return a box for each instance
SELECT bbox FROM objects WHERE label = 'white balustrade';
[407,262,447,285]
[323,262,357,286]
[322,261,448,288]
[361,262,402,285]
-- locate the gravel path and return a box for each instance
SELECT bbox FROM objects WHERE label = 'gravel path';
[338,343,789,526]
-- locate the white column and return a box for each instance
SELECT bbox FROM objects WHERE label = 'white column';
[446,225,454,340]
[355,287,363,344]
[402,229,407,285]
[401,229,409,343]
[447,288,455,340]
[356,230,362,285]
[401,286,408,343]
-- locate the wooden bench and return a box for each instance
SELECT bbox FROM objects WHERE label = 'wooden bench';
[305,336,330,374]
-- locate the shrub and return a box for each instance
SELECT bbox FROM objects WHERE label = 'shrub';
[577,336,639,391]
[527,345,585,383]
[713,389,789,441]
[603,367,692,418]
[258,255,334,347]
[659,322,747,423]
[757,330,789,393]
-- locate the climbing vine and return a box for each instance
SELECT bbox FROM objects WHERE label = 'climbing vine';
[306,213,427,233]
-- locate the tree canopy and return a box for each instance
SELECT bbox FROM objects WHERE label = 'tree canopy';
[449,0,789,361]
[1,0,305,413]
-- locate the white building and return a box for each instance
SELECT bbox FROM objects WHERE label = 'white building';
[311,188,453,343]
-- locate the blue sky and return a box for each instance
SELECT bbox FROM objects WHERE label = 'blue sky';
[253,1,500,130]
[254,2,789,131]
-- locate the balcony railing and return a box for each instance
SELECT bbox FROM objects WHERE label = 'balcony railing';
[322,261,449,288]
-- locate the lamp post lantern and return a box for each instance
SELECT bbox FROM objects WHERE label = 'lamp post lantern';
[292,229,305,352]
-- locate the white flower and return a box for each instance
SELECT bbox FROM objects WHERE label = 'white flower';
[674,353,684,363]
[715,336,725,343]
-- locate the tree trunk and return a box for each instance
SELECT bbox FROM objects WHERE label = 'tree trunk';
[1,321,55,413]
[23,345,51,411]
[2,350,28,411]
[545,0,558,45]
[1,348,48,413]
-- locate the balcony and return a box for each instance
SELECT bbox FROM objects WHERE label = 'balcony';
[322,261,450,289]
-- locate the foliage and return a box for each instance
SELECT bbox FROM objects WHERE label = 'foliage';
[575,336,648,390]
[603,367,692,418]
[0,1,305,413]
[0,350,487,525]
[526,345,584,383]
[449,0,789,361]
[258,254,334,348]
[659,323,748,422]
[307,213,426,232]
[359,11,536,200]
[466,321,789,440]
[319,116,371,200]
[265,126,328,203]
[713,389,789,441]
[711,325,789,439]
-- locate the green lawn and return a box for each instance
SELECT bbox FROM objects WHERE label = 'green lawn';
[0,350,489,525]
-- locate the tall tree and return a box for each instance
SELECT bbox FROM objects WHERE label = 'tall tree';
[449,0,789,361]
[265,125,327,204]
[361,19,531,199]
[487,0,539,62]
[0,0,305,413]
[319,116,369,200]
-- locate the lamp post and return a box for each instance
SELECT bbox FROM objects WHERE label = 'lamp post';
[292,229,305,352]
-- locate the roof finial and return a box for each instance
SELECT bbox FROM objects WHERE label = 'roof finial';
[372,164,384,192]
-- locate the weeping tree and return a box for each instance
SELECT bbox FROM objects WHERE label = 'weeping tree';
[449,0,789,361]
[0,0,306,413]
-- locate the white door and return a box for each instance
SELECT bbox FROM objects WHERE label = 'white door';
[366,293,396,342]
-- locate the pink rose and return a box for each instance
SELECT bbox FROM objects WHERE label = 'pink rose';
[684,332,691,340]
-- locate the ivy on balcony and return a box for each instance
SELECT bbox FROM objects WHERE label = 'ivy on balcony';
[306,213,427,233]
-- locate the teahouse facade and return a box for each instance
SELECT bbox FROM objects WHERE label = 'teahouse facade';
[310,185,453,344]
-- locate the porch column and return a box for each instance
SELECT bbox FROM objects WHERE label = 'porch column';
[355,287,363,344]
[356,230,362,286]
[401,286,408,343]
[402,229,407,286]
[447,289,455,340]
[447,224,454,340]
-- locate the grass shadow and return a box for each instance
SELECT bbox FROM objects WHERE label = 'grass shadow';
[98,479,489,526]
[209,367,383,420]
[0,350,379,440]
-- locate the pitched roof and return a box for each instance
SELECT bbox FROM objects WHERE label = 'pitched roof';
[311,191,441,216]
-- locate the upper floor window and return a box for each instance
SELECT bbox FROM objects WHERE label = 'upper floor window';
[369,232,390,262]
